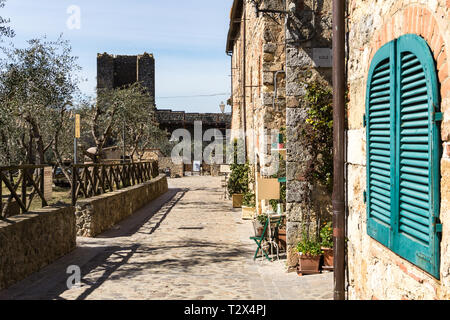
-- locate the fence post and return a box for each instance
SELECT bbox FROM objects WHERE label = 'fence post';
[40,167,45,207]
[21,168,27,214]
[72,165,77,206]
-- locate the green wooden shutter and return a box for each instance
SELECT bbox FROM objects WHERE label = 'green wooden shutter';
[366,34,441,279]
[394,34,440,279]
[365,40,396,248]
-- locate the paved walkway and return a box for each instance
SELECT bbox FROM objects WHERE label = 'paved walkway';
[0,176,333,300]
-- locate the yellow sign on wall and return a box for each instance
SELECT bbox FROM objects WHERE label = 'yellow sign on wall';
[257,178,280,200]
[75,114,80,138]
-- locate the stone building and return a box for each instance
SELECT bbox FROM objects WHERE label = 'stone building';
[226,0,333,269]
[97,52,156,105]
[346,0,450,299]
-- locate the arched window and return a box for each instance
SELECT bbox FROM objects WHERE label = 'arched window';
[365,34,442,278]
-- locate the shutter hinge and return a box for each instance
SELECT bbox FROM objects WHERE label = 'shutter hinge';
[433,112,443,122]
[363,114,367,127]
[363,190,367,203]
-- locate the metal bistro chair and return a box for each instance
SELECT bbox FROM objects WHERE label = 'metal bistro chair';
[266,214,285,261]
[221,174,229,200]
[250,214,284,262]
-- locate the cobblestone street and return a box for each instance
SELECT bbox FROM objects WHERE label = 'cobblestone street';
[0,176,333,300]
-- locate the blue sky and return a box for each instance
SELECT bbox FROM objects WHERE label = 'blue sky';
[1,0,232,113]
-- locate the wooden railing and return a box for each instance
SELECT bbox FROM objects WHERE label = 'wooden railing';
[71,161,159,205]
[0,165,49,218]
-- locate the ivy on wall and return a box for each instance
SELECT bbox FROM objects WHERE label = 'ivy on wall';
[303,81,334,193]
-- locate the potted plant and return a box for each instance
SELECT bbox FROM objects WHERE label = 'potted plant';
[253,214,268,237]
[296,234,323,276]
[242,191,256,220]
[320,221,333,269]
[227,163,250,208]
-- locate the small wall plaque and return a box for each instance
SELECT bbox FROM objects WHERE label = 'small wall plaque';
[313,48,332,68]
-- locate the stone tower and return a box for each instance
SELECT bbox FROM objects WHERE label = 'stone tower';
[97,52,155,105]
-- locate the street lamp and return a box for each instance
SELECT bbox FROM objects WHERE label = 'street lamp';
[219,101,226,114]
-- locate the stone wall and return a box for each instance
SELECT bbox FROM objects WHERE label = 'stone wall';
[347,0,450,299]
[0,206,76,290]
[227,0,333,270]
[285,0,333,269]
[76,174,168,237]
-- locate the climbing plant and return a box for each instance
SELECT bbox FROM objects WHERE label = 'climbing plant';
[302,81,334,192]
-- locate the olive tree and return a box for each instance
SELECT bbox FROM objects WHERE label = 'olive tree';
[0,36,81,167]
[0,0,14,40]
[80,82,171,163]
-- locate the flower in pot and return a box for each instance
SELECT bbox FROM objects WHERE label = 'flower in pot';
[320,221,333,268]
[253,214,268,237]
[242,191,256,220]
[227,162,250,208]
[296,235,323,276]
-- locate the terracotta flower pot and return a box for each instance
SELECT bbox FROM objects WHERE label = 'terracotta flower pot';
[322,247,334,269]
[252,220,266,237]
[297,252,321,276]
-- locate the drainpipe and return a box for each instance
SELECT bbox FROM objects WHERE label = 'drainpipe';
[332,0,346,301]
[242,6,248,158]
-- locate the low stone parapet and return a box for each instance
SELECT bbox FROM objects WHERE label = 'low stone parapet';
[0,206,76,290]
[75,174,168,237]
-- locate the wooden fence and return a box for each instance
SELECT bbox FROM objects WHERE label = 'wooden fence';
[0,161,159,218]
[71,161,159,205]
[0,165,48,218]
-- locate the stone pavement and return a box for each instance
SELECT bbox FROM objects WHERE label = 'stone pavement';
[0,176,333,300]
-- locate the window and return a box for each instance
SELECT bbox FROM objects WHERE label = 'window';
[365,34,442,278]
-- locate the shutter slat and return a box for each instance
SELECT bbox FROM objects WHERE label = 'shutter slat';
[400,136,429,143]
[371,167,390,177]
[401,128,428,135]
[401,64,423,77]
[370,173,391,184]
[401,58,420,69]
[399,217,429,234]
[400,203,429,218]
[400,180,429,193]
[400,165,429,176]
[369,142,390,149]
[370,117,390,124]
[400,187,429,201]
[399,194,429,210]
[401,151,429,160]
[400,210,429,226]
[401,87,427,99]
[401,78,427,91]
[370,136,390,143]
[400,144,428,151]
[400,158,429,168]
[370,103,390,111]
[401,72,425,84]
[371,179,390,191]
[371,208,391,224]
[401,95,428,106]
[400,173,428,184]
[401,111,428,121]
[371,191,391,204]
[399,225,430,243]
